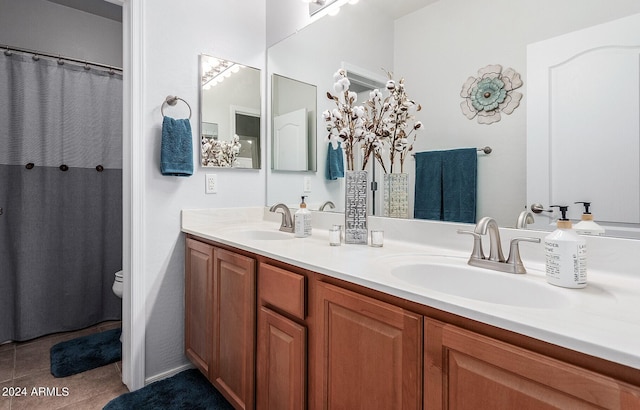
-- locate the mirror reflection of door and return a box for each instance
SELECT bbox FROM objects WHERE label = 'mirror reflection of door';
[271,74,317,171]
[273,108,308,171]
[234,112,261,169]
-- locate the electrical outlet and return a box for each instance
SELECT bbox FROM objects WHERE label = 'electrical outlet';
[303,176,311,193]
[205,174,217,194]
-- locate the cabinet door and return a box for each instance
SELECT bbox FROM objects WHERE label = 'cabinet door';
[212,248,256,410]
[257,306,306,410]
[184,238,213,377]
[315,282,422,409]
[424,318,640,409]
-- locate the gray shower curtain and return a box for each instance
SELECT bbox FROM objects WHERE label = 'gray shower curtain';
[0,52,123,342]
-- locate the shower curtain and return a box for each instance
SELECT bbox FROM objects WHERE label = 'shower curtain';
[0,52,123,342]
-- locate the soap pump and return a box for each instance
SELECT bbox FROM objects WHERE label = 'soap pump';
[294,196,312,238]
[544,205,587,289]
[573,201,605,236]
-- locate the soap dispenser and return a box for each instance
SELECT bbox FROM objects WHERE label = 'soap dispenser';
[544,205,587,288]
[295,196,312,238]
[573,201,605,236]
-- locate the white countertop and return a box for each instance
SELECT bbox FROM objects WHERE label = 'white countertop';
[181,207,640,371]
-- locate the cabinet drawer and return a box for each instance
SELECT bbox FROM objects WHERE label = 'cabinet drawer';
[259,263,305,320]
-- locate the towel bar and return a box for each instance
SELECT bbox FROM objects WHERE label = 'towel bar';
[161,95,192,119]
[412,146,492,156]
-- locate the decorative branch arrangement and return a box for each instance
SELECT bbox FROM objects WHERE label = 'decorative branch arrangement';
[323,68,422,173]
[201,134,241,167]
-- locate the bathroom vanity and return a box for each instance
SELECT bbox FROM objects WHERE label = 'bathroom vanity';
[182,208,640,409]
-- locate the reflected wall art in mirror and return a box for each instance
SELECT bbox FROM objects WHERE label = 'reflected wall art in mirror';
[199,54,261,169]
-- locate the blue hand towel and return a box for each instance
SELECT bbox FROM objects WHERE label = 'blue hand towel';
[414,148,477,223]
[325,141,344,180]
[161,116,193,176]
[413,151,443,220]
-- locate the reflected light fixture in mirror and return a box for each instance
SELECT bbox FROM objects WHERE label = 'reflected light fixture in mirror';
[304,0,359,20]
[202,57,242,90]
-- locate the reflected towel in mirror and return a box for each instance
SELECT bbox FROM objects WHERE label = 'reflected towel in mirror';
[414,148,476,223]
[325,141,344,180]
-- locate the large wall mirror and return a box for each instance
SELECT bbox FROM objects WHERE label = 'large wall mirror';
[265,0,640,238]
[271,74,317,171]
[200,54,261,169]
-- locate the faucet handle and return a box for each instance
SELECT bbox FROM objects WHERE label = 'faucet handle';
[506,237,541,274]
[457,229,485,260]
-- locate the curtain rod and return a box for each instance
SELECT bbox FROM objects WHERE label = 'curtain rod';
[1,43,122,73]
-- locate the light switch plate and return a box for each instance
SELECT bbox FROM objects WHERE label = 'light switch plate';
[206,174,217,194]
[303,176,311,193]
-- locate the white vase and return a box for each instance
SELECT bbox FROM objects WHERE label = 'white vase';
[344,170,368,244]
[383,173,409,219]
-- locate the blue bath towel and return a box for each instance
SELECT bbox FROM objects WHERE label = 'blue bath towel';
[325,141,344,180]
[414,148,477,223]
[161,116,193,176]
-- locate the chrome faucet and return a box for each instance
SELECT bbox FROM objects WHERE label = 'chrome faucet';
[319,200,335,211]
[458,216,540,274]
[269,203,295,233]
[474,217,505,262]
[516,210,535,229]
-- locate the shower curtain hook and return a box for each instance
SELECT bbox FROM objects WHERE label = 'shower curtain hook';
[32,54,40,61]
[4,46,12,56]
[57,56,64,65]
[84,62,91,71]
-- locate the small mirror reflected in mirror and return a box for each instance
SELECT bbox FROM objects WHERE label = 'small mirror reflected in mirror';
[271,74,317,172]
[200,54,261,169]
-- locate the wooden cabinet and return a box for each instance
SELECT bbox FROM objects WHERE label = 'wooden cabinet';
[211,247,256,410]
[185,238,256,410]
[186,235,640,410]
[185,238,213,377]
[424,318,640,409]
[256,263,307,410]
[314,281,422,409]
[257,306,306,410]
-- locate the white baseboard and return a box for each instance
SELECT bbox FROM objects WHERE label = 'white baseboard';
[144,363,195,386]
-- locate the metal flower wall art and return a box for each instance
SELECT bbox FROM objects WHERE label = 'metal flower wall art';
[460,64,523,125]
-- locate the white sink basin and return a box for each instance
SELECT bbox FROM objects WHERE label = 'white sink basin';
[380,255,573,309]
[226,229,294,241]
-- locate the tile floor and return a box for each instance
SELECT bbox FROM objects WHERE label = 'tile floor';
[0,321,128,410]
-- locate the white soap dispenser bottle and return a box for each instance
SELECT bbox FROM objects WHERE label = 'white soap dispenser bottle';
[573,201,605,236]
[294,196,312,238]
[544,205,587,288]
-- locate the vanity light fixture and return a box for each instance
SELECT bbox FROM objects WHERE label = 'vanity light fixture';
[202,57,243,89]
[309,0,356,21]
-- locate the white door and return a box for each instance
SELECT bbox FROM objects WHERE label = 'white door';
[273,108,308,171]
[527,13,640,237]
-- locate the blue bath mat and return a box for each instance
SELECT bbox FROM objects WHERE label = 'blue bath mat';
[103,368,233,410]
[50,328,121,377]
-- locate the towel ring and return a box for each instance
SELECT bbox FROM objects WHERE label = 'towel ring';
[161,95,192,119]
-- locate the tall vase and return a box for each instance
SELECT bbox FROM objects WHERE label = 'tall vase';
[344,170,368,244]
[383,173,409,218]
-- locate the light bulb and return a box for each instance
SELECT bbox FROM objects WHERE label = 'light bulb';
[231,65,240,73]
[328,6,340,16]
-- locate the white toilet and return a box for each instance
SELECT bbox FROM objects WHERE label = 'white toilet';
[112,270,123,299]
[112,270,123,342]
